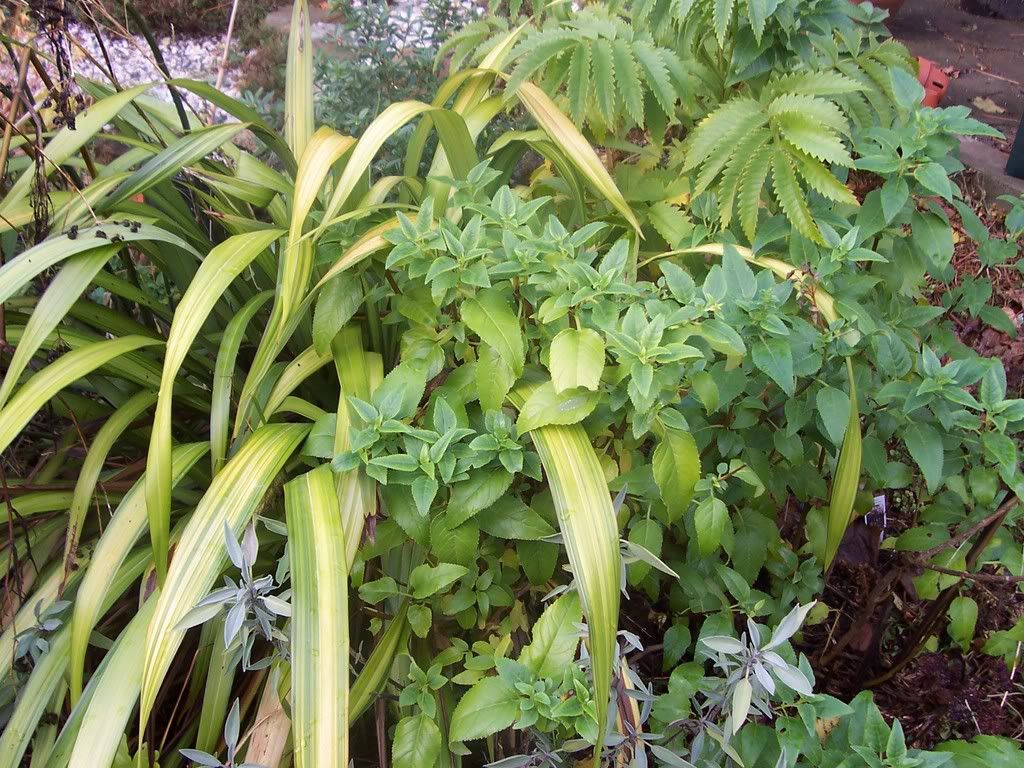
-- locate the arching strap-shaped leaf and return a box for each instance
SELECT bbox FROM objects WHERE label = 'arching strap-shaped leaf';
[276,126,355,328]
[69,442,209,703]
[62,390,157,586]
[0,245,119,410]
[286,465,350,768]
[147,228,283,583]
[264,345,334,417]
[67,596,158,768]
[233,222,397,439]
[0,224,195,306]
[0,538,157,766]
[285,0,314,159]
[0,335,160,457]
[102,122,248,210]
[211,291,273,474]
[320,102,476,229]
[0,557,88,684]
[140,423,310,726]
[514,81,641,234]
[0,85,148,213]
[0,626,71,766]
[167,79,295,173]
[350,602,409,722]
[509,380,620,765]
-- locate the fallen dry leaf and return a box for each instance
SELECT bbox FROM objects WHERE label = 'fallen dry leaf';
[973,96,1007,114]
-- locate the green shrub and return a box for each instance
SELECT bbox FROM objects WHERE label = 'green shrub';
[0,0,1022,766]
[93,0,277,35]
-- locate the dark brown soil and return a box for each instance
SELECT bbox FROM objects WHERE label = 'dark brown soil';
[888,0,1024,140]
[875,653,1022,746]
[925,186,1024,394]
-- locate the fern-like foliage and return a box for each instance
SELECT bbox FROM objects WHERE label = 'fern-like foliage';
[444,5,689,134]
[680,72,864,243]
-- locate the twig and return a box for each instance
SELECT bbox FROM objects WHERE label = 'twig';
[974,70,1023,88]
[866,498,1019,687]
[920,563,1024,584]
[376,697,389,768]
[918,500,1018,560]
[215,0,242,91]
[0,46,31,182]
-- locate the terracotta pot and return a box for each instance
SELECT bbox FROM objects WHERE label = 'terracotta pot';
[917,56,950,108]
[850,0,907,16]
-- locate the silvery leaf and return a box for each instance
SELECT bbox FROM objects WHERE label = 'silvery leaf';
[764,601,815,650]
[773,663,813,696]
[700,636,745,654]
[224,522,244,570]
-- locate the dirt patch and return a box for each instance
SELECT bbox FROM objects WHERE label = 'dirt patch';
[887,0,1024,141]
[923,189,1024,394]
[874,653,1022,746]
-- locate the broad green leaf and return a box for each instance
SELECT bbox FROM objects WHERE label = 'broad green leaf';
[515,381,599,434]
[982,431,1018,474]
[313,273,363,355]
[904,422,943,493]
[653,429,701,523]
[448,469,514,527]
[409,563,469,599]
[477,497,555,540]
[477,344,516,411]
[752,336,794,396]
[462,289,524,376]
[694,496,728,555]
[947,596,978,652]
[549,328,605,393]
[449,676,519,742]
[520,592,583,678]
[393,715,442,768]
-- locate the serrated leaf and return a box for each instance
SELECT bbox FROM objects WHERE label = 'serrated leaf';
[771,148,822,244]
[519,592,582,677]
[449,676,519,741]
[462,289,524,376]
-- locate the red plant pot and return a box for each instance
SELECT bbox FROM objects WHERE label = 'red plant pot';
[917,56,950,108]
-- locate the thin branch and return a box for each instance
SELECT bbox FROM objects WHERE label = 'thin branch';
[920,563,1024,585]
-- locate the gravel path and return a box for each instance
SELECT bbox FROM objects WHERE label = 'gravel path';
[67,23,245,100]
